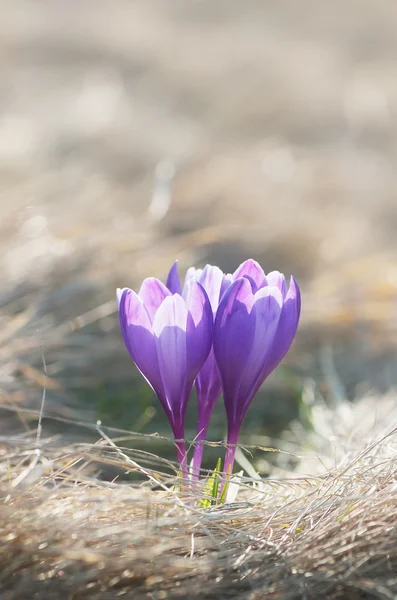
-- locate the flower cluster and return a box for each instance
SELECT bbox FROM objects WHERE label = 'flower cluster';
[117,259,301,480]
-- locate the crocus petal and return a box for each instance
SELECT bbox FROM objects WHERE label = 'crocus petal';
[196,265,225,313]
[220,273,233,299]
[196,348,222,410]
[266,271,287,298]
[118,289,165,405]
[233,259,267,291]
[259,276,301,381]
[166,260,182,295]
[214,278,256,421]
[184,281,213,383]
[237,286,283,415]
[152,294,189,425]
[185,267,202,287]
[116,287,126,307]
[138,277,171,323]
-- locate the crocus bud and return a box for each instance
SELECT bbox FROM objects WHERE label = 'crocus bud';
[118,277,213,477]
[214,270,301,474]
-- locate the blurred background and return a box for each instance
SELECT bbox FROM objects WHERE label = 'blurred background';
[1,0,397,472]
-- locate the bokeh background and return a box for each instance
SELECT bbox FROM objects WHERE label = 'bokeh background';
[1,0,397,471]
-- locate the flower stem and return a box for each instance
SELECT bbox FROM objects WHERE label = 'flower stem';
[191,411,210,480]
[223,425,240,478]
[172,421,188,480]
[175,438,189,480]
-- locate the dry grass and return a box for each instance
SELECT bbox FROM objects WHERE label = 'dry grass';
[1,396,396,600]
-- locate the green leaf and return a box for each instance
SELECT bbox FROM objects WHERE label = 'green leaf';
[219,465,232,505]
[200,457,222,507]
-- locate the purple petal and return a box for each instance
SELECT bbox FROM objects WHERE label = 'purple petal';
[152,294,189,424]
[240,274,261,292]
[116,287,126,307]
[233,259,267,291]
[184,281,213,383]
[196,348,222,411]
[237,286,283,414]
[184,281,211,327]
[259,276,301,380]
[266,271,287,298]
[118,289,165,404]
[214,278,256,422]
[220,273,233,299]
[138,277,171,323]
[196,264,225,313]
[288,276,301,320]
[184,266,202,287]
[166,260,182,295]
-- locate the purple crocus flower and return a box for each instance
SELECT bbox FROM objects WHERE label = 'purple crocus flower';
[166,261,232,477]
[213,260,301,475]
[117,277,213,478]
